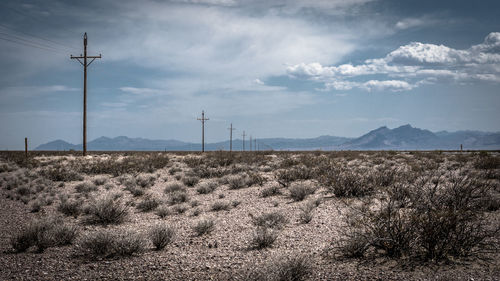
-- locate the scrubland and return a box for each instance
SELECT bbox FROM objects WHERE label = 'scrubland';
[0,150,498,280]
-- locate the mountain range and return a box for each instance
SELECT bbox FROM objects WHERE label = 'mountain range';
[35,124,500,151]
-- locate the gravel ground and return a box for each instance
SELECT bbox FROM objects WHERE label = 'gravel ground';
[0,152,499,280]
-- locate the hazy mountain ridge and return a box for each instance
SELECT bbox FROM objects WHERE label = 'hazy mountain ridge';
[35,125,500,151]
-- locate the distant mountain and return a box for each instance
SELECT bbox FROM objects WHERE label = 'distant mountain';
[35,125,500,151]
[340,125,500,150]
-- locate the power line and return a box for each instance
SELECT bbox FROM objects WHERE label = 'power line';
[0,35,67,54]
[0,23,79,52]
[0,31,71,53]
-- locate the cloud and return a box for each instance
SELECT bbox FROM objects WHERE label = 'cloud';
[287,32,500,92]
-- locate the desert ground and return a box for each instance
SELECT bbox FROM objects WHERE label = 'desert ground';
[0,150,498,280]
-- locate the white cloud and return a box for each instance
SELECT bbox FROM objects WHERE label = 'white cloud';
[287,32,500,92]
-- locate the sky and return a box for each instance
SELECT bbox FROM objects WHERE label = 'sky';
[0,0,499,149]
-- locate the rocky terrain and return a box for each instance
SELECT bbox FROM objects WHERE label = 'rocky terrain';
[0,150,499,280]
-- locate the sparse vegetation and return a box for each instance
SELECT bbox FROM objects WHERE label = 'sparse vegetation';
[149,224,175,250]
[192,219,215,236]
[84,193,129,225]
[78,229,145,259]
[288,182,315,201]
[11,216,77,253]
[250,226,278,249]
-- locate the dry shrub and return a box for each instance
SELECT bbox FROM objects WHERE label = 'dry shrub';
[211,201,231,212]
[84,193,129,225]
[11,216,77,253]
[182,175,200,187]
[58,196,82,217]
[136,195,162,212]
[39,165,84,182]
[149,224,175,250]
[168,190,189,205]
[275,165,314,187]
[261,185,282,198]
[250,227,278,250]
[226,174,249,189]
[75,181,98,193]
[155,205,171,218]
[335,171,500,261]
[164,182,186,194]
[251,212,288,229]
[242,255,312,281]
[299,201,317,224]
[196,181,218,194]
[192,219,215,236]
[78,229,145,259]
[288,182,315,201]
[319,166,375,198]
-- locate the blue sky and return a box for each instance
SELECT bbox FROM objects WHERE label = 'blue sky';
[0,0,499,149]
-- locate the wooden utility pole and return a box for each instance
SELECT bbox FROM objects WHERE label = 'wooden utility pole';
[228,123,236,152]
[71,32,101,156]
[249,135,252,151]
[254,138,257,151]
[197,110,209,152]
[242,131,246,151]
[24,137,28,159]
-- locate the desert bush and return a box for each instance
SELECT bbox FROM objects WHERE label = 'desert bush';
[168,190,189,205]
[474,155,500,170]
[155,205,171,218]
[242,255,312,281]
[250,227,278,249]
[192,219,215,236]
[136,196,162,212]
[92,176,108,186]
[149,224,175,250]
[251,212,288,229]
[84,194,129,225]
[136,174,156,188]
[77,154,169,176]
[168,167,182,175]
[78,229,145,259]
[196,181,218,194]
[320,166,375,198]
[125,185,145,197]
[246,172,267,186]
[39,165,84,182]
[211,201,231,212]
[226,174,249,189]
[29,199,43,213]
[173,204,188,214]
[75,181,98,193]
[261,185,282,198]
[288,182,315,201]
[11,216,77,253]
[335,171,500,261]
[275,165,314,187]
[164,182,186,194]
[58,196,82,217]
[299,201,316,224]
[182,175,200,187]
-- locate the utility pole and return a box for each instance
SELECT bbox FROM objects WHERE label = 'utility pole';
[228,123,236,152]
[249,135,252,151]
[71,32,101,156]
[24,137,28,159]
[242,131,246,151]
[254,138,257,151]
[197,110,209,152]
